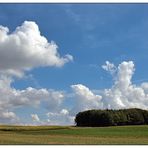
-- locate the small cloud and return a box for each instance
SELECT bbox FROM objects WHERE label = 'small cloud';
[102,61,117,75]
[0,111,19,124]
[71,84,102,114]
[31,114,40,122]
[46,109,74,125]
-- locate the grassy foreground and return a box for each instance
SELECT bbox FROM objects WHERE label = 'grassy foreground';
[0,125,148,144]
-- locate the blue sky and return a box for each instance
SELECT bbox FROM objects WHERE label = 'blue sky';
[1,4,147,87]
[1,4,148,125]
[1,3,148,88]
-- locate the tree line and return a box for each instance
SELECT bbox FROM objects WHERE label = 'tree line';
[75,108,148,127]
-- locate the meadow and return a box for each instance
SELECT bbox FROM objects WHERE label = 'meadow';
[0,125,148,144]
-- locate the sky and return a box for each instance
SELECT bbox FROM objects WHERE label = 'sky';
[1,3,148,125]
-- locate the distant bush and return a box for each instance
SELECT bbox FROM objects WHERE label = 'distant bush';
[75,108,148,127]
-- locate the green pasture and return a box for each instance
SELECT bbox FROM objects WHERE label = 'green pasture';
[0,125,148,144]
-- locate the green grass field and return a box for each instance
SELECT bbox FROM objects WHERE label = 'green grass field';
[0,125,148,144]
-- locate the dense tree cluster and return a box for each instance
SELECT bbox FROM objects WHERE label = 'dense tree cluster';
[75,108,148,127]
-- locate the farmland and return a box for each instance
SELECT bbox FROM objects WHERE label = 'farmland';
[0,125,148,144]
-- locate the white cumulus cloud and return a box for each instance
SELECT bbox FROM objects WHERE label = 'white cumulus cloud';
[0,75,67,124]
[0,21,74,125]
[0,76,66,109]
[0,21,73,77]
[71,61,148,116]
[31,114,40,122]
[101,61,143,109]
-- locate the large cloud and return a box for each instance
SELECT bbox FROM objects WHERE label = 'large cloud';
[101,61,148,109]
[70,61,148,116]
[0,21,73,124]
[0,21,73,77]
[0,75,66,124]
[0,76,65,109]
